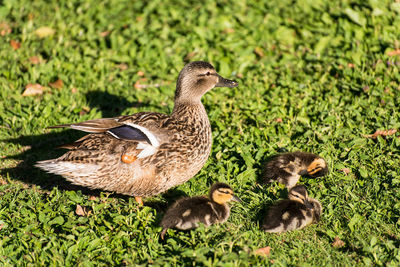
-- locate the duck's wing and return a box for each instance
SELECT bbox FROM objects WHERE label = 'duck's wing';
[49,113,171,147]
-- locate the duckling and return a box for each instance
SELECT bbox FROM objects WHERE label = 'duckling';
[160,182,241,239]
[36,62,238,205]
[262,185,322,233]
[262,151,328,189]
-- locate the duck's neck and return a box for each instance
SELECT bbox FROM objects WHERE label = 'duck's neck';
[171,100,209,124]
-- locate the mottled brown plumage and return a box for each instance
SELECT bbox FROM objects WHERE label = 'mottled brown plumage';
[262,151,329,189]
[36,61,238,202]
[160,182,241,239]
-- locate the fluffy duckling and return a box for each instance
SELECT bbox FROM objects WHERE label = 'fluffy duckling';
[262,185,322,233]
[36,61,238,205]
[262,151,328,189]
[160,182,241,239]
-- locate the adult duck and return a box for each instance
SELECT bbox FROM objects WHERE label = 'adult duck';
[36,61,238,205]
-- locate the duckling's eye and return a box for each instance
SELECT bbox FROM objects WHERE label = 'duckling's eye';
[206,71,211,76]
[218,189,231,195]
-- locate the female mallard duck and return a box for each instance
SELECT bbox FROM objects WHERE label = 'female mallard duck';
[36,61,238,205]
[262,185,322,233]
[160,182,241,239]
[262,151,328,189]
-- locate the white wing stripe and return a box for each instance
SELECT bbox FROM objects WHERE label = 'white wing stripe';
[107,130,120,139]
[124,122,160,147]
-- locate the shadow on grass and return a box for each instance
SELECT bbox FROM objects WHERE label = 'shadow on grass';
[1,130,102,193]
[85,90,158,117]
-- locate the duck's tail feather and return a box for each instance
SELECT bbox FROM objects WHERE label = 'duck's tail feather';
[47,118,121,133]
[35,160,100,180]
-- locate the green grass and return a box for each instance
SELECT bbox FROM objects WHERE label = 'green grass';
[1,0,400,265]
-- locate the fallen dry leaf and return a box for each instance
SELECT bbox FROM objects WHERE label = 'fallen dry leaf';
[75,204,91,216]
[332,236,345,248]
[49,79,63,89]
[0,22,11,36]
[71,87,78,94]
[0,178,7,185]
[75,204,86,216]
[223,28,235,34]
[35,26,55,38]
[254,47,265,58]
[387,49,400,56]
[22,84,45,96]
[89,196,97,201]
[339,168,351,175]
[134,78,148,89]
[134,80,142,90]
[254,246,271,257]
[364,129,397,139]
[115,63,128,70]
[275,118,283,123]
[99,30,111,37]
[0,223,4,231]
[29,56,45,64]
[137,70,145,76]
[79,106,90,116]
[10,40,21,50]
[347,63,355,68]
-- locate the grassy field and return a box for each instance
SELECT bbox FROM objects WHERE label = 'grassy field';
[1,0,400,265]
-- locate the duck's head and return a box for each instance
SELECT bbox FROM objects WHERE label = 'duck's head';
[209,182,241,204]
[174,61,238,104]
[299,155,329,178]
[288,185,312,207]
[305,157,328,177]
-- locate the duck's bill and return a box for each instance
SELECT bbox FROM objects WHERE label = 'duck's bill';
[231,195,242,202]
[215,75,238,88]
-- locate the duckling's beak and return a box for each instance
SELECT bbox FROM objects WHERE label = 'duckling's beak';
[231,195,242,202]
[215,74,238,88]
